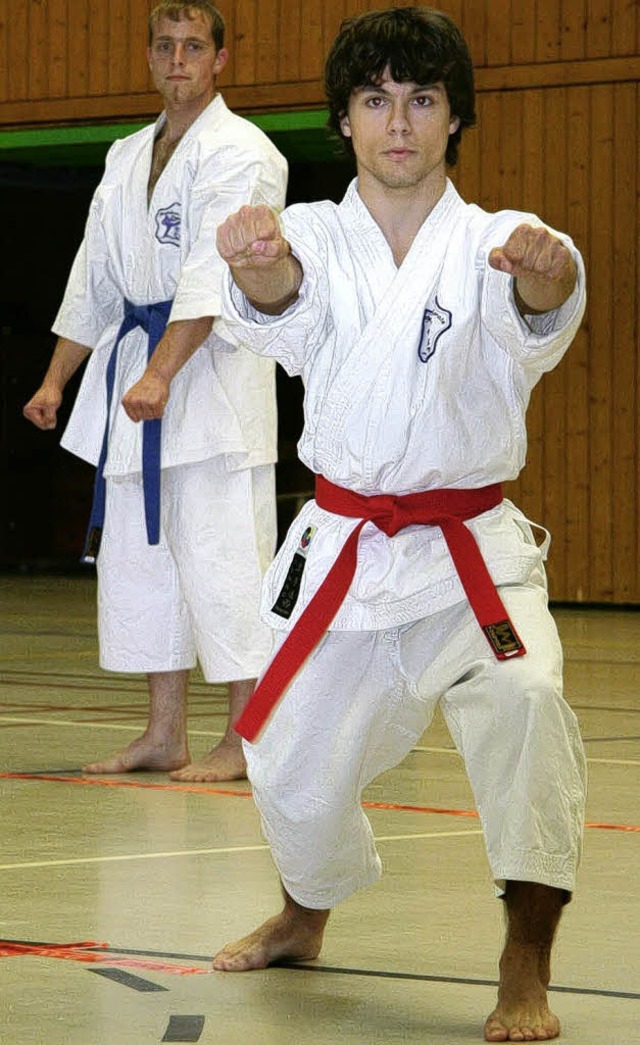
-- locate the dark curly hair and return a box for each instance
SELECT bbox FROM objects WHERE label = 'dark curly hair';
[148,1,225,50]
[324,6,476,166]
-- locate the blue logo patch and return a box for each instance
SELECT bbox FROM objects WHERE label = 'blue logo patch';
[155,202,181,246]
[417,297,452,363]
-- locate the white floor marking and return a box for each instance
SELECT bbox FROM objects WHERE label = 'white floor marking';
[1,718,638,766]
[0,829,483,873]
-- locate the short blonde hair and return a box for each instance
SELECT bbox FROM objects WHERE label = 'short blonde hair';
[148,1,225,50]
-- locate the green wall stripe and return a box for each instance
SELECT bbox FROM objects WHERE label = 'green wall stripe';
[0,109,329,153]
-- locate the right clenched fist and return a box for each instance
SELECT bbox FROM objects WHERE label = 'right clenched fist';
[23,385,62,430]
[216,205,291,269]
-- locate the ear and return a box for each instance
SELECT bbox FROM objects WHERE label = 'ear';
[213,48,229,76]
[339,113,352,138]
[449,115,461,134]
[147,46,153,70]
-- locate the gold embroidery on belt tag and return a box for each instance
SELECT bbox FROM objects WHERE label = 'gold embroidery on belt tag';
[483,620,523,655]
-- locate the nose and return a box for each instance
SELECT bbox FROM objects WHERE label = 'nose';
[387,101,411,135]
[171,42,186,65]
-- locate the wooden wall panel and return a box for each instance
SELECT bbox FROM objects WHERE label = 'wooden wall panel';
[48,0,68,99]
[0,1,638,604]
[561,0,587,60]
[611,83,638,600]
[67,0,89,98]
[461,78,639,604]
[564,88,590,602]
[1,1,640,113]
[108,0,132,94]
[511,0,537,64]
[588,84,615,600]
[87,0,109,96]
[536,0,562,61]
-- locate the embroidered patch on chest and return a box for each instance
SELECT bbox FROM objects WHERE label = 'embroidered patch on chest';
[417,297,452,362]
[271,526,316,620]
[155,202,181,246]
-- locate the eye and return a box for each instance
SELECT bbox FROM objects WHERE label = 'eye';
[365,96,386,108]
[154,41,172,55]
[186,41,205,53]
[413,94,434,107]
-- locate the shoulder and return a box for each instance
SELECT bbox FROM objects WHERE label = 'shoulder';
[193,97,287,170]
[452,201,545,264]
[281,199,341,241]
[104,122,155,166]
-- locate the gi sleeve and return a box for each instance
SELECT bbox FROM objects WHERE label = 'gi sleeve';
[170,146,288,324]
[479,212,586,380]
[51,142,123,348]
[220,205,333,377]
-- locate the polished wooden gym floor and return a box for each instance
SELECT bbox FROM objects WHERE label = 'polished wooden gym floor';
[1,574,638,1044]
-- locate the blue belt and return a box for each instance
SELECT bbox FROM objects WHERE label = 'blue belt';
[83,297,173,562]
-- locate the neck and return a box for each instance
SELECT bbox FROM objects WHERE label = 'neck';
[357,169,448,266]
[163,88,217,141]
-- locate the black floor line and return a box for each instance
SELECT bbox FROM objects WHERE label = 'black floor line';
[4,938,639,1003]
[581,735,640,743]
[79,945,640,1003]
[161,1015,205,1042]
[88,967,168,992]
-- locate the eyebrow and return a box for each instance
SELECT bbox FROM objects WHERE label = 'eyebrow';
[358,82,444,96]
[153,35,209,43]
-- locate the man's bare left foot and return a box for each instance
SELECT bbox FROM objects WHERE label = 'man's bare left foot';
[169,737,246,782]
[484,939,560,1042]
[213,906,327,972]
[484,1000,559,1042]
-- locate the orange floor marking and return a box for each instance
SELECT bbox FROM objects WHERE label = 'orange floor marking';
[1,772,639,832]
[0,939,210,974]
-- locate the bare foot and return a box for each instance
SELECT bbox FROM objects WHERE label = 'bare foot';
[83,735,189,774]
[484,1003,559,1042]
[213,905,328,972]
[169,736,247,782]
[484,942,560,1041]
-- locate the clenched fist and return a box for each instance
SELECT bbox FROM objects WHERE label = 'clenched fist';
[122,370,170,422]
[217,205,291,268]
[489,224,577,314]
[217,205,302,314]
[23,385,62,430]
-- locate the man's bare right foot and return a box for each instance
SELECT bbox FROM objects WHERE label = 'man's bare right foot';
[213,904,329,972]
[83,736,189,774]
[169,736,246,783]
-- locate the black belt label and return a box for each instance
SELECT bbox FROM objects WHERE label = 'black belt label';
[85,526,103,562]
[483,620,524,655]
[271,525,316,620]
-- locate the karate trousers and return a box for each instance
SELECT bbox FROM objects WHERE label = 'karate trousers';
[97,456,276,682]
[244,565,587,909]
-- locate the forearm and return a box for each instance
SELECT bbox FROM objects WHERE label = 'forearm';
[146,316,214,382]
[42,337,92,390]
[231,255,303,316]
[515,259,577,316]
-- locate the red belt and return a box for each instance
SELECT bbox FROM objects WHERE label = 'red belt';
[235,476,525,742]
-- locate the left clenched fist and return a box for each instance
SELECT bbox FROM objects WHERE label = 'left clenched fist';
[489,223,577,314]
[122,370,170,422]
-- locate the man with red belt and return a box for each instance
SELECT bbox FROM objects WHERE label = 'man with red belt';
[212,8,586,1041]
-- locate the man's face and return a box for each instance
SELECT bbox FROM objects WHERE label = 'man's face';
[148,11,228,109]
[339,68,460,192]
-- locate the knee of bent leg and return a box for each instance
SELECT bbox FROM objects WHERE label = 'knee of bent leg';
[497,649,575,740]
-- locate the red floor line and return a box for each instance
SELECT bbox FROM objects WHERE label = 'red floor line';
[1,772,639,832]
[0,940,209,974]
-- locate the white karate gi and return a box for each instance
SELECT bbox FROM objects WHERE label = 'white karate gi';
[221,179,588,905]
[53,95,288,679]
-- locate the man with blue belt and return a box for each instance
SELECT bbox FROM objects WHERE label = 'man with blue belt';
[23,0,287,781]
